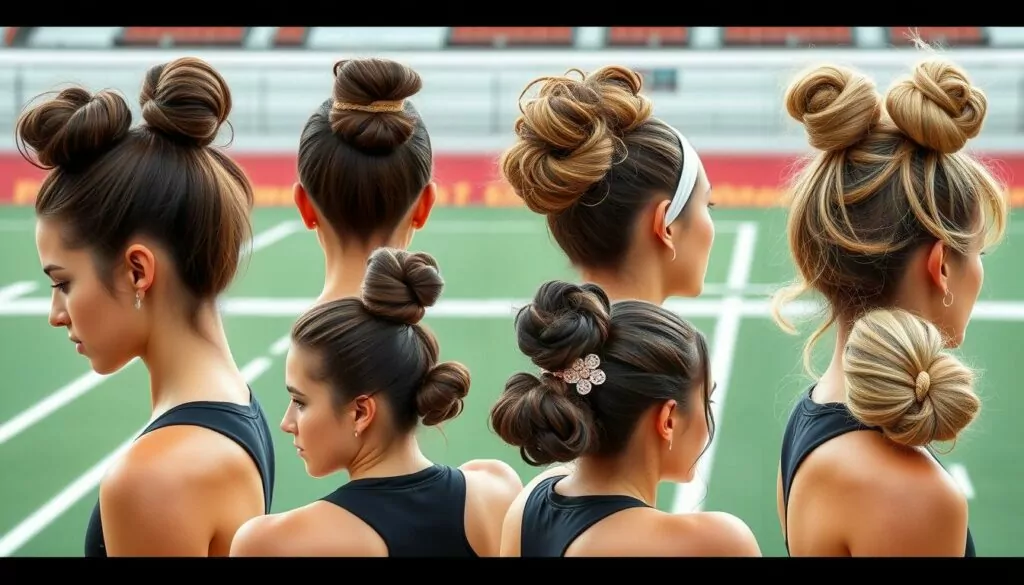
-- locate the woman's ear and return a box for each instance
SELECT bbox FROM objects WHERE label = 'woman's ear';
[293,182,320,230]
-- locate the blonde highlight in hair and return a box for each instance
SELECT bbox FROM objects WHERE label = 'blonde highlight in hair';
[498,64,691,272]
[771,52,1008,376]
[843,309,980,448]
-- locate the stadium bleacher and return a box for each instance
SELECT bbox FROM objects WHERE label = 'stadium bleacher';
[0,27,1011,50]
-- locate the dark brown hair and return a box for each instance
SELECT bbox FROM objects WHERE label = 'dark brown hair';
[17,56,253,318]
[771,55,1008,374]
[499,65,694,271]
[290,248,470,432]
[489,280,713,466]
[297,58,433,246]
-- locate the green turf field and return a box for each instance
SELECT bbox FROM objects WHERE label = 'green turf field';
[0,204,1021,557]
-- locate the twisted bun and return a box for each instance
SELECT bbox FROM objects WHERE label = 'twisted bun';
[515,280,612,373]
[489,280,612,465]
[361,248,443,325]
[885,57,988,154]
[140,57,232,148]
[500,65,653,215]
[844,308,980,448]
[329,58,423,154]
[417,361,470,427]
[785,65,882,152]
[16,87,132,171]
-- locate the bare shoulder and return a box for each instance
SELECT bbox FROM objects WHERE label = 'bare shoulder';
[128,424,259,487]
[230,501,386,557]
[99,426,242,555]
[842,435,968,556]
[460,459,524,505]
[103,424,241,510]
[657,511,762,557]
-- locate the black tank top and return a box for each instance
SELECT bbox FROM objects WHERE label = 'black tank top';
[520,474,651,557]
[321,463,476,557]
[780,386,975,557]
[83,391,276,557]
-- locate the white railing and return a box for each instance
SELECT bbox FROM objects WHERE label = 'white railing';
[0,47,1021,153]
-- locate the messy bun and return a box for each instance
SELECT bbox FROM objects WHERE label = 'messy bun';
[785,64,882,152]
[772,53,1007,377]
[843,308,980,448]
[140,56,232,148]
[329,58,424,154]
[498,64,697,274]
[500,65,653,215]
[291,247,471,434]
[491,280,714,468]
[885,57,988,155]
[361,248,443,325]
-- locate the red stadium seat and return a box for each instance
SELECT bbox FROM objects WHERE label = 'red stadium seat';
[4,27,23,46]
[607,27,689,47]
[118,27,248,47]
[889,27,987,47]
[274,27,307,47]
[448,27,574,47]
[722,27,854,47]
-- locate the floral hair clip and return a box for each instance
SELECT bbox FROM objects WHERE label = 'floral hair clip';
[550,354,606,395]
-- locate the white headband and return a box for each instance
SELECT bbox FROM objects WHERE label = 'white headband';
[663,126,701,228]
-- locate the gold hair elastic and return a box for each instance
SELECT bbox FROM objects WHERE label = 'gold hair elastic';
[333,100,405,113]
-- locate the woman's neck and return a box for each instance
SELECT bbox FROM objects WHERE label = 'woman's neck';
[346,432,434,482]
[579,265,666,305]
[563,452,661,507]
[141,302,248,418]
[317,240,381,305]
[814,320,853,405]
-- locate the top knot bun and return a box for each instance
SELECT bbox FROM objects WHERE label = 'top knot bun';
[361,248,444,325]
[140,56,232,148]
[500,65,653,215]
[329,58,424,154]
[786,65,882,153]
[885,57,988,154]
[16,87,132,171]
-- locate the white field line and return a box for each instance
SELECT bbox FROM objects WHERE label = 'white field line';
[949,464,976,500]
[248,220,304,253]
[0,281,37,303]
[0,222,300,448]
[0,360,138,447]
[4,296,1023,322]
[419,218,750,235]
[0,353,278,557]
[672,222,758,513]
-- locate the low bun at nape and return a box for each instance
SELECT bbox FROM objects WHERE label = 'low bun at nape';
[844,308,981,448]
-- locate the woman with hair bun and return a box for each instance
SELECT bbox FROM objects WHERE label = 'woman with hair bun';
[230,248,522,557]
[293,57,440,304]
[500,65,716,304]
[489,280,761,557]
[774,51,1007,556]
[20,56,276,556]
